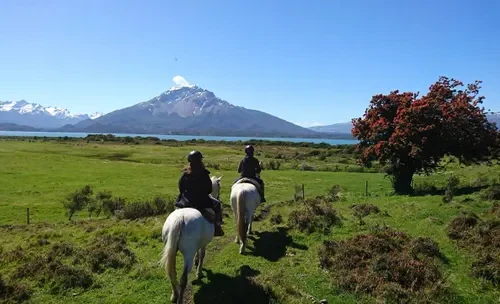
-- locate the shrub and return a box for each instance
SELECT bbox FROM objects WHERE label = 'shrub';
[442,174,460,203]
[351,203,380,225]
[300,163,315,171]
[120,196,174,220]
[0,275,31,303]
[447,213,500,285]
[327,185,342,202]
[446,212,479,240]
[471,175,489,188]
[491,202,500,217]
[205,161,221,170]
[481,184,500,201]
[288,198,342,234]
[265,160,281,170]
[94,190,113,217]
[270,214,283,225]
[62,185,94,220]
[293,184,303,201]
[46,261,93,293]
[86,234,136,273]
[319,227,450,303]
[102,196,126,218]
[414,180,439,195]
[318,153,327,161]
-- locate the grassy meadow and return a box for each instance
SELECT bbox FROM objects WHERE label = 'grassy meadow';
[1,137,499,304]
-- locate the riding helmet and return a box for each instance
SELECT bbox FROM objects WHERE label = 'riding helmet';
[245,145,254,155]
[187,150,203,162]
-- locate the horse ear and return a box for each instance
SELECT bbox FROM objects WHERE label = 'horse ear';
[218,175,223,181]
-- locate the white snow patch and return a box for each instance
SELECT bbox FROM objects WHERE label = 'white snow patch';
[89,112,104,119]
[0,101,18,111]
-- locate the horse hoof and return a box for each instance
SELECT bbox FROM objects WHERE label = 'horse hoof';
[170,295,177,303]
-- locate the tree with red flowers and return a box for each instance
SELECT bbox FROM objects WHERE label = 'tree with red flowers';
[352,77,499,194]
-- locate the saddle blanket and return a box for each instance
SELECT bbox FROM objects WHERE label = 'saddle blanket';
[233,177,261,193]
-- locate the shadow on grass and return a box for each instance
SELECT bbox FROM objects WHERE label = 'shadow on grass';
[412,185,488,197]
[85,152,140,163]
[193,266,277,304]
[248,227,308,262]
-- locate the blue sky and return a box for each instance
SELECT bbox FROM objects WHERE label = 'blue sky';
[1,0,499,126]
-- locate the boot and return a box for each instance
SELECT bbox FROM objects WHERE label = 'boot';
[214,222,224,237]
[260,183,266,203]
[213,204,224,237]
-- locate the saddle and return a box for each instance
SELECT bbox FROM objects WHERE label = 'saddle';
[174,194,216,224]
[233,177,262,193]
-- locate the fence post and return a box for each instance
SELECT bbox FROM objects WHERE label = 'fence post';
[27,208,30,225]
[365,181,368,197]
[302,184,305,200]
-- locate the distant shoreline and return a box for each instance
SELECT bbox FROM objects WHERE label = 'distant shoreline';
[0,130,358,146]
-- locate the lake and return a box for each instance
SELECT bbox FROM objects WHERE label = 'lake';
[0,131,357,145]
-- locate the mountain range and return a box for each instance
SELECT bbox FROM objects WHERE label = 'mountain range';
[2,80,498,139]
[0,100,103,129]
[309,112,500,134]
[0,82,347,138]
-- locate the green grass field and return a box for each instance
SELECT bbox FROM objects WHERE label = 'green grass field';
[1,139,499,304]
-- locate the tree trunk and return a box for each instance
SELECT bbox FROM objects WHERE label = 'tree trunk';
[392,169,414,194]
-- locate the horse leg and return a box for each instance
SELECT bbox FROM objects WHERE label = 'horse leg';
[194,251,199,267]
[196,247,206,279]
[178,255,194,304]
[232,201,240,244]
[246,211,254,235]
[170,281,179,303]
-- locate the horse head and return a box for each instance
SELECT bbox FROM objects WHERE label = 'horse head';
[210,175,223,200]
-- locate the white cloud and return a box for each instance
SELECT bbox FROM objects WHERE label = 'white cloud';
[171,76,194,90]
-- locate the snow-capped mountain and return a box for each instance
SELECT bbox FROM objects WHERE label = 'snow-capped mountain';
[0,100,104,129]
[65,78,320,137]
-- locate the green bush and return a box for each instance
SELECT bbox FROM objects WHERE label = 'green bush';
[62,185,94,220]
[351,203,380,225]
[119,196,174,220]
[102,196,126,218]
[288,197,342,234]
[481,184,500,201]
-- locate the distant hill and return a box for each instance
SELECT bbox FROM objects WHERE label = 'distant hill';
[312,112,500,134]
[309,122,353,134]
[62,84,324,138]
[0,100,103,129]
[487,112,500,126]
[0,123,40,131]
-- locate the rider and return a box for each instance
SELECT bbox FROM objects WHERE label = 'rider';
[237,145,266,202]
[176,150,224,237]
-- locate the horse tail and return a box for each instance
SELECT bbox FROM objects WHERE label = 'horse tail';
[236,189,247,245]
[159,216,183,283]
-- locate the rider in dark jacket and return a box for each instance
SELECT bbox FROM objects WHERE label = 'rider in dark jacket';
[177,150,224,237]
[237,145,266,202]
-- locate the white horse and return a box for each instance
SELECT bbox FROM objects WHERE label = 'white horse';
[159,175,222,304]
[230,172,262,254]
